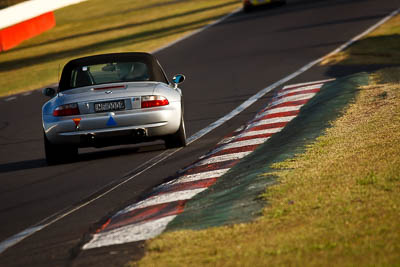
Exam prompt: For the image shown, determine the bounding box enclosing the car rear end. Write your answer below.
[42,82,182,148]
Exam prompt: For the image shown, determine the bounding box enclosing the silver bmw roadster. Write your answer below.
[42,52,186,164]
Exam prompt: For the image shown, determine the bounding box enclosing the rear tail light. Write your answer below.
[141,95,169,108]
[53,103,80,116]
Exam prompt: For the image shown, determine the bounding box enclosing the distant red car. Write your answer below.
[243,0,286,12]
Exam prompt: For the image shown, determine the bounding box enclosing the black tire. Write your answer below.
[164,117,187,149]
[44,133,78,165]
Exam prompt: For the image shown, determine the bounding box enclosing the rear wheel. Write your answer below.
[44,132,78,165]
[164,117,187,149]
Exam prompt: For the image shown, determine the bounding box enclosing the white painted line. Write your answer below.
[174,169,230,184]
[197,151,252,166]
[83,215,177,249]
[4,96,17,102]
[117,188,206,215]
[22,91,32,96]
[234,125,247,133]
[217,136,236,145]
[0,225,45,254]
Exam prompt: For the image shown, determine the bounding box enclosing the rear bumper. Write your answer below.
[43,102,181,147]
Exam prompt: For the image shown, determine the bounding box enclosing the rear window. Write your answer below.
[70,61,150,88]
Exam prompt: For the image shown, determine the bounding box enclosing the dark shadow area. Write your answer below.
[0,159,48,174]
[323,34,400,77]
[325,64,400,77]
[69,240,145,267]
[0,142,165,175]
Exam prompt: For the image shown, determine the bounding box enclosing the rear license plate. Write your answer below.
[94,100,125,112]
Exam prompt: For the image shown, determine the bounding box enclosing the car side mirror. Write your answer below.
[42,87,57,97]
[172,74,185,89]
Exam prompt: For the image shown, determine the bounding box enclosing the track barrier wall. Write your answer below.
[0,0,87,51]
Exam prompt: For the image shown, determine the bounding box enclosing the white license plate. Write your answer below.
[94,100,125,112]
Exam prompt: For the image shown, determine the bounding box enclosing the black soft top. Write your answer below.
[58,52,169,91]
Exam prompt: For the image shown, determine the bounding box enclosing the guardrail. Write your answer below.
[0,0,87,51]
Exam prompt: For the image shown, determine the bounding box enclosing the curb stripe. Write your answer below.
[249,122,288,132]
[255,105,302,119]
[227,127,284,140]
[197,151,253,166]
[122,189,207,212]
[264,105,303,114]
[104,200,187,232]
[173,169,230,185]
[206,145,260,158]
[267,99,309,109]
[251,115,297,127]
[234,134,273,143]
[213,138,268,152]
[276,88,321,100]
[239,127,284,137]
[278,84,322,97]
[254,110,300,121]
[83,216,178,249]
[155,178,218,196]
[269,93,317,108]
[184,160,239,175]
[281,79,335,90]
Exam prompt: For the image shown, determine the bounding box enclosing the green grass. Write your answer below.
[132,14,400,267]
[0,0,241,96]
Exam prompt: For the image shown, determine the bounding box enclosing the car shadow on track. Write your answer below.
[0,142,166,174]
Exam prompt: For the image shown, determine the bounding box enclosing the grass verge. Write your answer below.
[132,14,400,267]
[0,0,240,97]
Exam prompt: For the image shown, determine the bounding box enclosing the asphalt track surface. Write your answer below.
[0,0,399,266]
